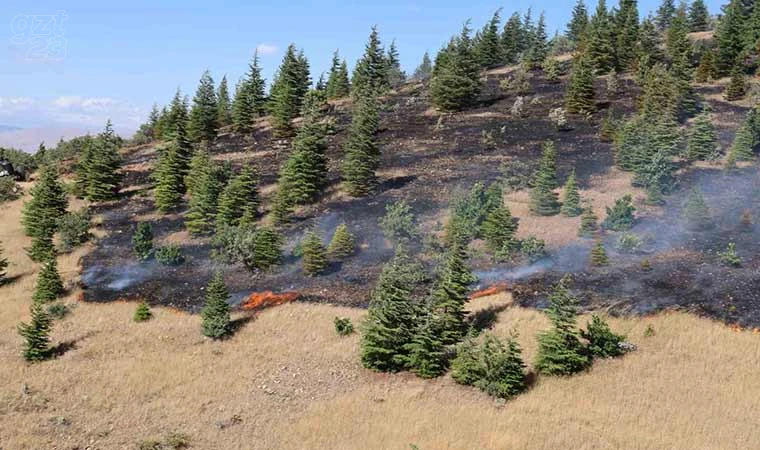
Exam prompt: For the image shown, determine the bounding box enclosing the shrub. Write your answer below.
[46,302,70,320]
[212,225,283,272]
[451,333,527,400]
[450,338,484,385]
[134,301,152,322]
[155,244,185,266]
[379,199,419,245]
[132,222,154,260]
[501,67,532,95]
[520,236,546,262]
[582,315,626,358]
[0,176,20,202]
[615,232,642,253]
[549,108,569,131]
[334,317,354,336]
[719,242,741,267]
[57,208,91,252]
[510,96,526,118]
[602,195,636,231]
[499,159,533,192]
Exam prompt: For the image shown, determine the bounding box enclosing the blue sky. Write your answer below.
[0,0,722,134]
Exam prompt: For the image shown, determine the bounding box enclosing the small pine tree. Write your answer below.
[688,0,710,32]
[719,242,741,267]
[200,273,231,339]
[682,187,712,230]
[232,52,267,132]
[342,96,380,196]
[216,75,232,128]
[301,231,328,276]
[474,333,528,399]
[132,222,154,260]
[85,121,124,202]
[269,45,310,137]
[582,314,625,358]
[412,51,433,80]
[188,70,219,143]
[18,300,52,362]
[535,277,591,376]
[530,141,561,216]
[729,123,757,162]
[386,40,406,87]
[481,194,518,256]
[352,27,390,99]
[430,23,482,111]
[725,66,747,101]
[327,223,357,259]
[21,165,68,240]
[404,310,446,379]
[565,51,597,115]
[687,112,718,161]
[590,240,609,266]
[216,166,259,227]
[185,163,229,235]
[694,48,717,83]
[153,141,187,212]
[325,50,351,99]
[542,57,561,83]
[602,195,636,231]
[429,242,476,346]
[560,170,583,217]
[32,258,64,303]
[133,301,152,322]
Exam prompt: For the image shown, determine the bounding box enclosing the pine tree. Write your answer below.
[526,12,549,68]
[695,48,718,82]
[133,301,152,322]
[730,122,757,161]
[590,240,609,266]
[72,136,95,197]
[301,230,328,276]
[352,27,389,99]
[325,50,351,99]
[269,44,310,137]
[582,314,626,358]
[714,0,747,76]
[429,242,476,346]
[655,0,676,31]
[21,165,67,262]
[85,121,123,202]
[153,141,186,212]
[132,222,154,260]
[578,206,599,237]
[200,272,231,339]
[327,223,357,259]
[386,40,406,87]
[688,0,710,32]
[587,0,617,73]
[232,52,266,132]
[682,187,713,230]
[473,333,528,399]
[602,194,636,231]
[725,65,747,101]
[615,0,640,71]
[535,277,591,376]
[412,51,433,80]
[560,170,583,216]
[404,314,446,379]
[567,0,590,44]
[475,10,503,68]
[530,141,561,216]
[185,162,229,235]
[216,75,232,128]
[188,70,218,143]
[686,112,718,161]
[481,190,518,255]
[565,50,597,115]
[361,246,420,372]
[18,300,52,362]
[216,166,260,227]
[342,96,380,196]
[667,5,698,117]
[430,23,482,111]
[637,17,665,66]
[31,258,64,303]
[501,12,526,64]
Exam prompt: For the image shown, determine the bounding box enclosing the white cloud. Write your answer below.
[0,96,36,110]
[256,43,279,55]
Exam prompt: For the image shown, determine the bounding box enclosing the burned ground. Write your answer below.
[80,65,759,326]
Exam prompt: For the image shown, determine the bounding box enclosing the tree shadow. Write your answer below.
[1,274,25,286]
[467,303,510,333]
[47,339,78,358]
[227,314,256,336]
[377,175,417,193]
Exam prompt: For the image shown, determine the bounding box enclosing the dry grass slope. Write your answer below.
[2,186,760,449]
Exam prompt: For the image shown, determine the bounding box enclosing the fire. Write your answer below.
[242,291,300,311]
[469,283,511,300]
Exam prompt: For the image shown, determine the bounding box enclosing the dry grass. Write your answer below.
[2,191,760,449]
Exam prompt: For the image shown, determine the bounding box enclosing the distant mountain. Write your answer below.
[0,127,90,152]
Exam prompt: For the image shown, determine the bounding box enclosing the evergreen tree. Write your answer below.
[655,0,677,31]
[21,165,67,262]
[535,277,591,376]
[561,170,583,216]
[85,121,123,202]
[475,10,503,68]
[232,52,267,132]
[386,40,406,87]
[567,0,590,44]
[565,50,597,115]
[430,23,482,111]
[216,166,259,227]
[153,141,186,212]
[725,65,747,101]
[32,258,64,303]
[188,70,218,143]
[615,0,640,70]
[327,223,357,259]
[352,27,389,98]
[501,12,526,64]
[587,0,617,73]
[578,206,599,237]
[429,241,476,346]
[526,12,549,68]
[473,333,528,399]
[361,246,420,372]
[162,89,189,141]
[18,300,52,362]
[582,314,626,357]
[714,0,747,75]
[667,5,698,117]
[200,272,231,339]
[216,75,232,128]
[530,141,561,216]
[269,44,310,137]
[185,162,229,235]
[637,17,665,66]
[133,301,152,322]
[686,112,718,161]
[404,308,446,378]
[481,189,518,255]
[695,48,718,82]
[602,194,636,231]
[325,50,351,99]
[682,187,713,230]
[132,222,154,260]
[412,51,433,80]
[301,230,328,276]
[590,240,609,266]
[730,119,758,161]
[342,96,380,196]
[72,136,95,197]
[688,0,710,32]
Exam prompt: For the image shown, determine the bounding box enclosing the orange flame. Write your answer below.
[242,291,300,311]
[469,283,511,300]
